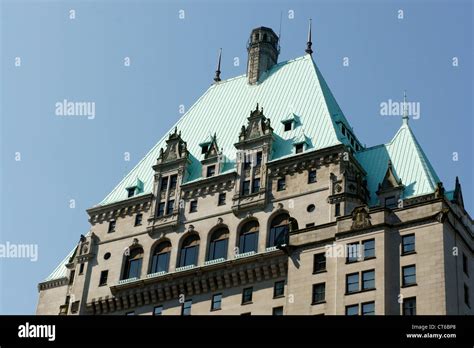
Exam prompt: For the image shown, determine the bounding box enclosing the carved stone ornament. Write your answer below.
[351,206,372,230]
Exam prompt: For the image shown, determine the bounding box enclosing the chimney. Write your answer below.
[246,27,279,85]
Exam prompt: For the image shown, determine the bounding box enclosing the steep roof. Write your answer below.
[356,120,440,206]
[42,247,76,282]
[100,54,360,206]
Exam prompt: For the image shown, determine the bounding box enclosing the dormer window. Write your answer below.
[127,187,136,198]
[126,179,144,198]
[201,145,209,154]
[284,122,292,132]
[256,151,262,166]
[295,143,304,154]
[207,165,216,177]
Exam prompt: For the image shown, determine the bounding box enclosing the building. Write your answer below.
[36,24,473,316]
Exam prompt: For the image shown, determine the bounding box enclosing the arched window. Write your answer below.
[150,241,171,274]
[122,247,143,280]
[268,213,290,247]
[239,220,259,254]
[208,228,229,261]
[179,234,200,267]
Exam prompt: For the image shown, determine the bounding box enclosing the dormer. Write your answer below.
[200,133,222,178]
[125,178,144,198]
[376,160,404,208]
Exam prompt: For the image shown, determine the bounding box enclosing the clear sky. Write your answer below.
[0,0,472,314]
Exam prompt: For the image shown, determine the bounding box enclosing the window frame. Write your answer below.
[402,265,417,287]
[402,297,416,315]
[153,305,163,316]
[346,272,359,294]
[361,269,375,290]
[402,234,415,255]
[277,177,286,191]
[242,287,253,304]
[313,253,326,274]
[211,293,223,311]
[181,299,192,316]
[308,169,317,184]
[361,301,375,315]
[134,213,143,226]
[362,239,375,259]
[273,280,285,298]
[99,270,108,287]
[312,283,326,304]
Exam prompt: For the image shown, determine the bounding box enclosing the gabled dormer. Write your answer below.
[201,133,222,178]
[376,160,404,208]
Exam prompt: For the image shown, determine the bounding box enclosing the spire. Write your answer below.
[305,19,313,55]
[214,48,222,83]
[402,90,409,125]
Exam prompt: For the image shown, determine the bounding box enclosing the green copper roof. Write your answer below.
[100,54,358,206]
[356,121,440,206]
[42,247,76,282]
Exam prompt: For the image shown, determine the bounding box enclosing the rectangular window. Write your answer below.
[308,170,317,183]
[363,239,375,259]
[464,284,470,306]
[134,213,143,226]
[273,281,285,298]
[402,265,416,286]
[272,306,283,315]
[242,180,251,196]
[169,175,178,190]
[153,306,163,316]
[362,301,375,315]
[242,287,253,304]
[157,202,166,217]
[211,293,222,311]
[99,270,108,287]
[346,273,359,293]
[256,151,262,166]
[182,299,192,316]
[403,297,416,315]
[402,234,415,254]
[313,253,326,273]
[284,122,292,132]
[463,253,469,276]
[243,153,251,169]
[160,177,168,191]
[127,187,135,198]
[218,192,226,206]
[346,243,360,263]
[108,220,116,233]
[345,304,359,316]
[295,143,304,154]
[189,200,198,213]
[335,203,341,217]
[79,263,85,275]
[312,283,326,304]
[68,270,75,285]
[362,270,375,290]
[252,178,260,193]
[166,200,174,215]
[277,177,286,191]
[70,301,80,313]
[207,165,216,177]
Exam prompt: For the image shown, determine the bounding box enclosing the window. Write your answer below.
[123,247,143,280]
[313,253,326,273]
[211,293,222,311]
[402,234,415,254]
[134,213,143,226]
[242,287,253,304]
[127,187,135,198]
[153,306,163,316]
[239,220,259,254]
[189,200,198,213]
[252,178,260,193]
[385,196,397,208]
[308,170,317,183]
[362,302,375,315]
[179,234,200,267]
[218,193,226,206]
[403,297,416,315]
[346,273,359,293]
[284,122,292,131]
[272,307,283,315]
[169,175,177,190]
[342,125,346,136]
[208,228,229,261]
[79,263,85,275]
[108,220,116,233]
[345,304,358,316]
[160,177,168,191]
[201,144,209,154]
[295,143,304,154]
[243,154,251,170]
[312,283,325,304]
[346,243,360,263]
[464,284,470,307]
[207,165,216,178]
[150,241,171,274]
[68,270,75,285]
[157,202,165,217]
[99,270,108,286]
[256,151,262,166]
[273,281,285,298]
[166,200,174,215]
[182,300,192,315]
[463,253,469,275]
[307,204,315,213]
[268,213,290,248]
[70,301,80,313]
[242,180,251,196]
[362,270,375,290]
[104,252,111,260]
[363,239,375,259]
[335,203,341,217]
[402,265,416,286]
[277,177,286,191]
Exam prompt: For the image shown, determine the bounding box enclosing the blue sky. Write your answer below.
[0,0,472,314]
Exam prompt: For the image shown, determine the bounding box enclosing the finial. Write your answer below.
[214,48,222,82]
[305,19,313,54]
[402,90,409,125]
